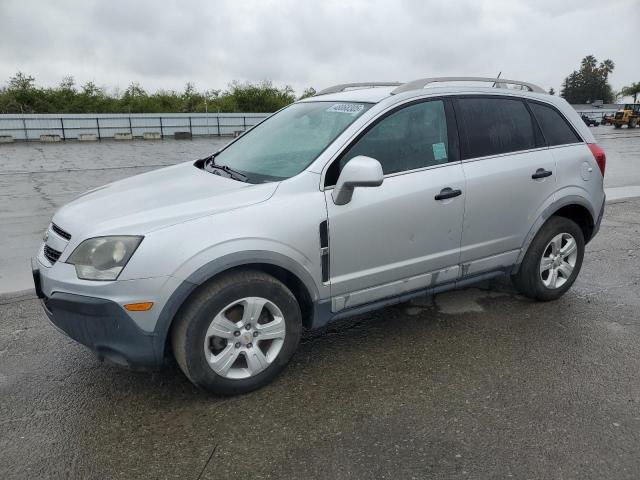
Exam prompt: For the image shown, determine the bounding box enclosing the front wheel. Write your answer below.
[171,270,302,395]
[512,216,585,301]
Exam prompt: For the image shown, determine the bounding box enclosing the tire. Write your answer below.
[171,269,302,395]
[614,123,622,129]
[512,216,585,301]
[629,118,637,128]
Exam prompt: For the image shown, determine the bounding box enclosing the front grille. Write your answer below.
[44,244,62,264]
[51,223,71,240]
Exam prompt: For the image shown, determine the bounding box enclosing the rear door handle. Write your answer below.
[434,187,462,201]
[531,168,553,179]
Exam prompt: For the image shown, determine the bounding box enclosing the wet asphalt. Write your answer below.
[1,128,640,479]
[0,136,231,294]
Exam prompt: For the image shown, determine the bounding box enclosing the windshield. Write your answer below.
[212,101,372,182]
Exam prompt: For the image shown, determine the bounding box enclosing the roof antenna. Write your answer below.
[492,71,502,88]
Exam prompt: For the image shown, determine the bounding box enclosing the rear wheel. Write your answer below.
[512,216,585,301]
[171,270,302,395]
[629,117,637,128]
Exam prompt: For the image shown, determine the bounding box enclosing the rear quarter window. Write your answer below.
[529,102,582,146]
[456,97,537,159]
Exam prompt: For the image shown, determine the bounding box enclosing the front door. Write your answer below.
[323,99,465,312]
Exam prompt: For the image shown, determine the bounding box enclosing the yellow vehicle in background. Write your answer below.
[612,103,640,128]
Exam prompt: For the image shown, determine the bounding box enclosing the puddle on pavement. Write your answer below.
[404,288,513,316]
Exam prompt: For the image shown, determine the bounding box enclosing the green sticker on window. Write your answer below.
[432,142,447,161]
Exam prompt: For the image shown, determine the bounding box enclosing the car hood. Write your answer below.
[52,161,278,238]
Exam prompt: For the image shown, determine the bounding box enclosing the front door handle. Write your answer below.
[434,187,462,201]
[532,168,553,179]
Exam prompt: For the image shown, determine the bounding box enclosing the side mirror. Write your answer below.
[332,156,384,205]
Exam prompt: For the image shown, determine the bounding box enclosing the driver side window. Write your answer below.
[326,100,450,185]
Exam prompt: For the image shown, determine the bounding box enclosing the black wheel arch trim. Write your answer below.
[153,251,321,361]
[513,195,600,273]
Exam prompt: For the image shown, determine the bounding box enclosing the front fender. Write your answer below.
[150,247,325,364]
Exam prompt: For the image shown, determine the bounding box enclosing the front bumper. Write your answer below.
[33,259,168,367]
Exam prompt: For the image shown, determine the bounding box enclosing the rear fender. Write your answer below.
[513,194,596,273]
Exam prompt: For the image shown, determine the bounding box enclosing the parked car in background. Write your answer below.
[581,114,599,127]
[33,77,606,395]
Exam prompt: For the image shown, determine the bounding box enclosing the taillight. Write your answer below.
[588,143,606,176]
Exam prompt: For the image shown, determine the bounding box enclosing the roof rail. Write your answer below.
[315,82,402,96]
[391,77,546,95]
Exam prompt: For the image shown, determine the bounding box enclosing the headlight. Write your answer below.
[66,236,143,281]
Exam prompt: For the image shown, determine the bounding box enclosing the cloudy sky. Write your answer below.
[0,0,637,97]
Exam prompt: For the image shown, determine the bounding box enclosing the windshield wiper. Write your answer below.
[203,155,248,182]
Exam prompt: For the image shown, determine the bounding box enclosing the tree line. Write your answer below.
[1,58,638,114]
[0,72,317,114]
[560,55,639,105]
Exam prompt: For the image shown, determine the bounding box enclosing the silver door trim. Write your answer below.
[331,265,459,312]
[460,249,520,277]
[460,146,549,165]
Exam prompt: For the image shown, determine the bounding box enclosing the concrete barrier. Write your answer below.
[40,135,61,143]
[174,131,192,140]
[114,133,133,140]
[0,135,14,143]
[233,130,243,137]
[143,132,162,140]
[78,133,97,141]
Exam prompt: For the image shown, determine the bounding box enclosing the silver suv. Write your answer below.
[33,77,606,395]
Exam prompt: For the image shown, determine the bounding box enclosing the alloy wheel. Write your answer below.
[203,297,286,379]
[539,232,578,289]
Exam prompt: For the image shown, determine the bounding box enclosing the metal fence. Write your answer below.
[0,113,271,141]
[0,108,621,143]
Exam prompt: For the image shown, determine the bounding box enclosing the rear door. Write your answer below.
[454,95,557,275]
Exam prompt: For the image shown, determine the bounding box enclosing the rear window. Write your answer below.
[529,102,582,146]
[457,97,537,159]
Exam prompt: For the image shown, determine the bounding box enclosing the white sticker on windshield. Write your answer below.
[326,103,365,114]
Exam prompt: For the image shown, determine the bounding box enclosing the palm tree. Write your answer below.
[621,82,640,103]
